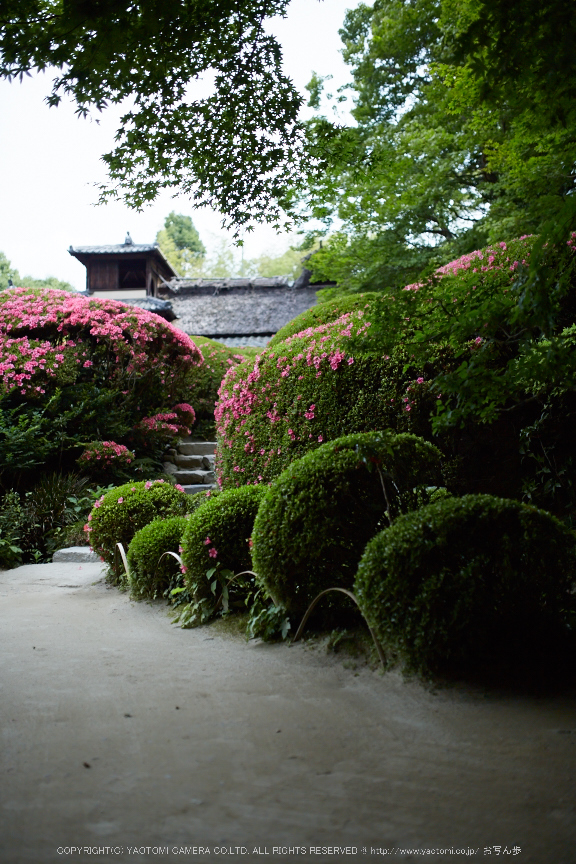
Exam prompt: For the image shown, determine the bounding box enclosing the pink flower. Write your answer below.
[204,537,212,545]
[318,435,323,443]
[208,547,218,558]
[117,497,124,503]
[417,377,424,384]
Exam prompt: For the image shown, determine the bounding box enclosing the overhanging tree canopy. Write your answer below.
[0,0,310,231]
[304,0,576,292]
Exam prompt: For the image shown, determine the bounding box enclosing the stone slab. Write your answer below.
[52,546,100,563]
[174,454,205,468]
[178,441,217,456]
[174,469,215,484]
[182,483,218,495]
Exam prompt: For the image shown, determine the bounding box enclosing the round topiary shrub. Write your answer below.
[180,484,266,622]
[354,494,576,676]
[251,431,443,619]
[86,479,193,581]
[127,515,189,600]
[187,487,220,513]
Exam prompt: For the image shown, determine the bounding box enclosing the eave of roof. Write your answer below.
[68,243,178,277]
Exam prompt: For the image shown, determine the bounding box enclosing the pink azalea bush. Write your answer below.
[131,403,196,446]
[0,287,202,399]
[214,233,576,493]
[0,287,204,474]
[77,440,135,474]
[214,301,445,488]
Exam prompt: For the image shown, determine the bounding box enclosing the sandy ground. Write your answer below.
[1,562,575,864]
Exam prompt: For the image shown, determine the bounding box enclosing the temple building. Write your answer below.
[69,234,334,346]
[69,233,177,299]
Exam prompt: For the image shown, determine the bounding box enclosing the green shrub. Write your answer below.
[187,487,220,513]
[251,432,443,619]
[179,484,266,624]
[355,494,576,676]
[269,293,380,346]
[0,490,26,568]
[127,516,188,600]
[186,336,258,438]
[0,473,103,565]
[216,311,452,488]
[87,479,193,581]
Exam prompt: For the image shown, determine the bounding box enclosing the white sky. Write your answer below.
[0,0,360,290]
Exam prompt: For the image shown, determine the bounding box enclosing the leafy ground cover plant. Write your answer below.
[127,516,189,600]
[355,494,576,677]
[0,473,113,565]
[178,484,266,626]
[86,479,193,580]
[251,431,443,620]
[0,490,26,568]
[0,287,203,485]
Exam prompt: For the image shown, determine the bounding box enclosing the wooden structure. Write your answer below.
[69,234,177,298]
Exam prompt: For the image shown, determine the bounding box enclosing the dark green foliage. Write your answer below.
[179,484,266,625]
[0,490,25,568]
[0,1,305,231]
[269,293,380,346]
[0,474,107,566]
[187,336,257,438]
[251,432,443,619]
[87,480,193,580]
[304,0,576,294]
[127,516,188,600]
[355,495,576,676]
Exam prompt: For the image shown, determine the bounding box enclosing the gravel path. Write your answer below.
[1,562,575,864]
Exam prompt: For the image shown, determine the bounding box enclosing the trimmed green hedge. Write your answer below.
[187,487,220,513]
[127,515,188,600]
[180,484,266,619]
[87,479,193,581]
[251,432,443,619]
[355,494,576,676]
[269,293,380,346]
[216,326,451,488]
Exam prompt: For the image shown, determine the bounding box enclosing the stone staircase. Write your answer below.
[162,438,218,495]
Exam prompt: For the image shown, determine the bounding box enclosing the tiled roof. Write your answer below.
[165,275,292,295]
[170,288,319,337]
[69,244,160,255]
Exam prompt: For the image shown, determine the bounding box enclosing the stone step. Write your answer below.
[182,484,218,496]
[178,441,217,456]
[174,453,205,469]
[173,469,215,485]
